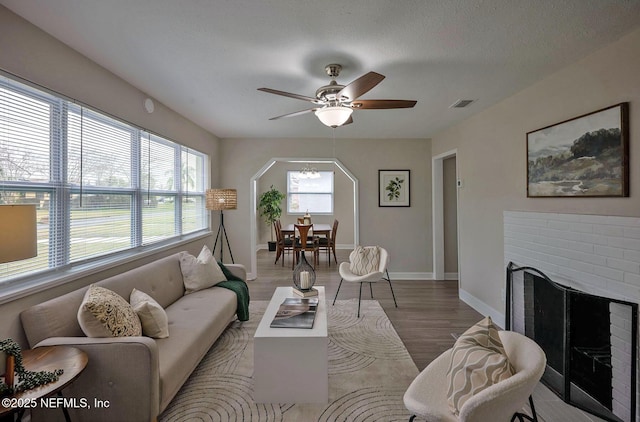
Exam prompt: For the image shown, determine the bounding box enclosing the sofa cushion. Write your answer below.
[446,316,514,415]
[155,286,237,410]
[349,245,380,275]
[180,245,227,293]
[20,253,186,348]
[78,285,142,337]
[131,288,169,339]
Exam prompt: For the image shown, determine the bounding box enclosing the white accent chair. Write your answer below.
[332,246,398,317]
[403,330,546,422]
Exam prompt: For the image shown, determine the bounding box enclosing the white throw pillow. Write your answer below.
[179,245,227,294]
[349,246,380,276]
[446,316,514,415]
[78,285,142,337]
[130,288,169,339]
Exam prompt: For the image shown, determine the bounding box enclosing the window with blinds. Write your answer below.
[0,75,209,284]
[287,171,334,214]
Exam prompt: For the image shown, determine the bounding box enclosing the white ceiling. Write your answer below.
[2,0,640,139]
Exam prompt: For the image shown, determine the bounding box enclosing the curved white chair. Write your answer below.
[332,246,398,317]
[403,330,546,422]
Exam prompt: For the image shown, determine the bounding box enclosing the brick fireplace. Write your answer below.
[504,211,640,422]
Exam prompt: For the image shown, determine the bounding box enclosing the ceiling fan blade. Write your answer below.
[342,115,354,126]
[338,72,385,101]
[268,108,317,120]
[258,88,318,103]
[351,99,417,109]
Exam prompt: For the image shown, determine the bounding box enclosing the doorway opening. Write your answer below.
[432,149,459,282]
[248,157,359,280]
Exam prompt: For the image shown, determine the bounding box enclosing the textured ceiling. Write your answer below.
[2,0,640,139]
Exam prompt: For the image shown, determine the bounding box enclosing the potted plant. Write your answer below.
[258,185,285,251]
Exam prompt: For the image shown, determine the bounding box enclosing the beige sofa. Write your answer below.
[20,252,245,422]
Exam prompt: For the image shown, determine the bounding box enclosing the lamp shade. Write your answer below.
[315,106,353,127]
[0,204,37,264]
[206,189,237,211]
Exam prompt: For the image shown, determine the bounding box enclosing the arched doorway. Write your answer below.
[248,157,359,280]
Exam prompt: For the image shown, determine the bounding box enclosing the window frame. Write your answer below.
[286,170,334,215]
[0,73,209,298]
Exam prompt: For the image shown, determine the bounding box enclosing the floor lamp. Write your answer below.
[0,204,37,387]
[206,189,236,263]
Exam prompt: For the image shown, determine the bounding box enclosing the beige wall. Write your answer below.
[431,26,640,318]
[0,7,220,345]
[257,162,355,246]
[220,137,431,277]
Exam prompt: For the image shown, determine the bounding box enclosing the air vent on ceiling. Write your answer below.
[449,99,475,108]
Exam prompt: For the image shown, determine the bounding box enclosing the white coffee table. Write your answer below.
[253,286,328,403]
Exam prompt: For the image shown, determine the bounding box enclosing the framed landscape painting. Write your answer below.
[379,170,410,207]
[527,103,629,197]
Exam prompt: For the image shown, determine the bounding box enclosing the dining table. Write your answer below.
[281,223,332,239]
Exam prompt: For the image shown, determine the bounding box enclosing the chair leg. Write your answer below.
[369,282,374,298]
[275,247,282,264]
[357,282,363,317]
[385,269,398,308]
[332,278,344,305]
[511,395,538,422]
[408,416,416,422]
[332,245,338,264]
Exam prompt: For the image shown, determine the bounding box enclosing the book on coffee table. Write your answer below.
[293,287,318,297]
[270,297,319,329]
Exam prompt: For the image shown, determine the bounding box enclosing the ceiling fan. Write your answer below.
[258,64,417,128]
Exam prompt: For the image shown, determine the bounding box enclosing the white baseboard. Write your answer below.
[444,272,458,280]
[458,288,505,328]
[388,272,433,280]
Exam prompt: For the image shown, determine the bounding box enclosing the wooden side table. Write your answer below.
[0,346,88,422]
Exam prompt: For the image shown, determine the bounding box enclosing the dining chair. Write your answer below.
[318,219,339,266]
[293,224,319,269]
[274,220,293,266]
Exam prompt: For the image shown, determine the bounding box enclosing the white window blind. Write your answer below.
[0,74,209,285]
[0,77,56,277]
[141,133,178,244]
[181,148,207,234]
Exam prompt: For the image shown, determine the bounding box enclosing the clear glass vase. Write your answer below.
[293,251,316,291]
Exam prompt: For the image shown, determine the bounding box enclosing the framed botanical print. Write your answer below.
[379,170,410,207]
[527,103,629,197]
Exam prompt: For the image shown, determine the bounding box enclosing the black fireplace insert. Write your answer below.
[506,262,637,422]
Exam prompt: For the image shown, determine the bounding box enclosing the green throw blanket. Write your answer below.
[217,261,250,321]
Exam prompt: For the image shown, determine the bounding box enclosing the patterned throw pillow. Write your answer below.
[78,285,142,337]
[130,288,169,339]
[180,245,227,294]
[446,316,514,415]
[349,246,380,275]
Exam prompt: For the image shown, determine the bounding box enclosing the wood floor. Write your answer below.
[250,249,608,422]
[250,249,483,369]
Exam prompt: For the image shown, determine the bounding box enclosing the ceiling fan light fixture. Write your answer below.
[315,106,353,128]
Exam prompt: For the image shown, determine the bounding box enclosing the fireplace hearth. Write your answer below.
[507,262,638,422]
